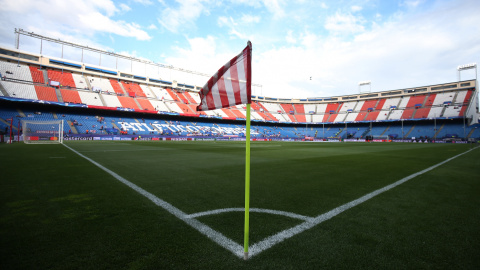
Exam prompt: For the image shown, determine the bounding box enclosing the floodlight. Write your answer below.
[358,81,371,86]
[457,63,476,71]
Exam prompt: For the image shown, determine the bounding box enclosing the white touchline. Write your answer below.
[64,143,478,259]
[63,144,245,258]
[248,146,479,258]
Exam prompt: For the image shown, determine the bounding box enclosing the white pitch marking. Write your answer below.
[63,144,245,258]
[49,157,66,158]
[247,146,479,258]
[64,143,478,259]
[186,208,314,221]
[79,148,168,153]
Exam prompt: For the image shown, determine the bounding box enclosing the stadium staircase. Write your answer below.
[380,126,390,136]
[66,120,79,134]
[133,98,143,110]
[404,124,416,138]
[0,83,9,96]
[146,86,156,98]
[0,118,16,130]
[334,127,344,137]
[451,91,460,104]
[434,123,445,138]
[440,105,448,118]
[54,88,64,103]
[42,70,49,85]
[149,122,161,133]
[97,91,107,106]
[388,98,403,120]
[111,122,121,131]
[411,95,429,119]
[163,102,172,112]
[16,109,26,117]
[118,82,128,96]
[325,114,333,123]
[421,95,429,107]
[52,113,58,119]
[84,75,92,90]
[440,91,461,118]
[361,128,370,138]
[385,109,394,120]
[467,128,475,138]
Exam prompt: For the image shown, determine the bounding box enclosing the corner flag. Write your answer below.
[196,41,252,260]
[196,41,251,111]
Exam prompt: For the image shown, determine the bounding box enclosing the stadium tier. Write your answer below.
[0,46,479,142]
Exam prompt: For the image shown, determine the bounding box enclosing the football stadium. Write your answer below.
[1,27,480,269]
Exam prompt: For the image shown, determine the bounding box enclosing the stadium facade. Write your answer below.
[0,33,479,143]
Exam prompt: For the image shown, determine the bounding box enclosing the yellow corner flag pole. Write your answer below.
[244,103,251,260]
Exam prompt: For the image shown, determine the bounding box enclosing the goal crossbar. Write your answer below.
[22,120,64,144]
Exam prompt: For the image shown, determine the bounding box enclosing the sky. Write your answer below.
[0,0,479,99]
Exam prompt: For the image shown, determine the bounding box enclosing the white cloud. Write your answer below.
[164,36,245,85]
[134,0,153,5]
[157,0,210,33]
[173,0,474,99]
[119,3,131,12]
[148,24,158,30]
[217,16,252,40]
[401,0,422,8]
[0,0,151,47]
[241,14,261,24]
[351,5,362,12]
[324,12,365,34]
[261,0,286,18]
[3,0,479,101]
[78,13,151,40]
[218,16,235,27]
[286,30,296,44]
[253,0,480,98]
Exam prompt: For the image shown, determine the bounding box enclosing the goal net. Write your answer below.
[366,135,391,142]
[22,120,64,144]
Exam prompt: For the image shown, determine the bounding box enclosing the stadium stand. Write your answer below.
[139,85,155,99]
[137,99,155,111]
[1,46,479,143]
[121,81,146,97]
[87,76,115,94]
[47,69,76,88]
[29,66,44,83]
[102,95,122,108]
[109,79,126,95]
[117,96,139,110]
[79,91,103,106]
[35,86,58,102]
[72,73,88,90]
[61,89,82,104]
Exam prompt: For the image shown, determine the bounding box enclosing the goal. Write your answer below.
[22,120,64,144]
[366,135,391,142]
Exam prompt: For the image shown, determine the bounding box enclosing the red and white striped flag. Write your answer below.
[196,41,252,111]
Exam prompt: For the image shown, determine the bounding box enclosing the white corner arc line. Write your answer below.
[248,146,479,258]
[63,144,245,258]
[64,143,478,259]
[186,208,314,221]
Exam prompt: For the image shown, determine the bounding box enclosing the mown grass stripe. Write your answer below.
[248,146,479,257]
[63,144,245,258]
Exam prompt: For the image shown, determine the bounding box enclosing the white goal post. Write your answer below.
[22,120,64,144]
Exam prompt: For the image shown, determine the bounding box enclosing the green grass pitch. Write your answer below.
[1,141,479,269]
